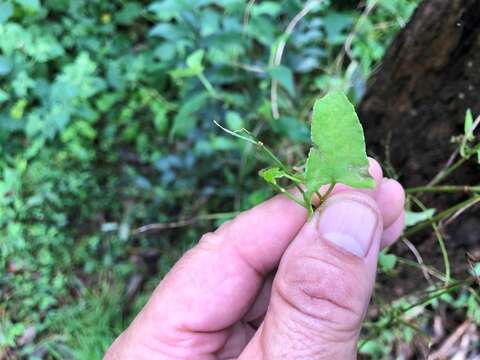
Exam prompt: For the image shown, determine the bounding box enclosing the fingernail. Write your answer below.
[317,199,379,257]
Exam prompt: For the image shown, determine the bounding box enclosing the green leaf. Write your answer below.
[116,2,143,25]
[170,49,205,79]
[252,2,282,17]
[170,92,209,137]
[305,92,374,201]
[0,88,9,103]
[405,209,435,227]
[259,167,287,185]
[0,1,13,24]
[225,111,243,130]
[465,109,474,140]
[269,65,295,96]
[379,251,397,272]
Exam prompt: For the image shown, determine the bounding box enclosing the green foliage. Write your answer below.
[305,92,374,202]
[405,208,436,227]
[0,0,419,357]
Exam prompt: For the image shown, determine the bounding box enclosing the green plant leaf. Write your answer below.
[259,167,287,185]
[170,49,205,79]
[269,65,295,96]
[464,109,474,140]
[305,91,374,203]
[405,209,435,227]
[379,251,397,272]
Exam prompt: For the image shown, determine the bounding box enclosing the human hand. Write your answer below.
[105,158,405,360]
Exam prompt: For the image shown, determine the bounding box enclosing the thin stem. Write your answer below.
[407,185,480,194]
[429,157,466,186]
[132,212,240,235]
[411,196,450,285]
[198,73,219,99]
[271,0,322,119]
[404,195,480,237]
[214,121,307,200]
[401,281,468,313]
[272,184,307,207]
[323,182,336,199]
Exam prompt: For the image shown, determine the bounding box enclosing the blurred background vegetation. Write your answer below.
[0,0,432,358]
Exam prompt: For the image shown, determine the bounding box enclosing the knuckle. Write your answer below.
[276,252,368,334]
[197,231,223,251]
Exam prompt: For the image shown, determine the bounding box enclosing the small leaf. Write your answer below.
[226,111,244,130]
[252,2,282,17]
[379,251,397,272]
[170,50,205,79]
[259,167,286,186]
[405,209,436,227]
[305,92,374,201]
[465,109,474,140]
[269,65,295,96]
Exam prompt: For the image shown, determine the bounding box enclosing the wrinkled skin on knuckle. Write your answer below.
[275,252,369,339]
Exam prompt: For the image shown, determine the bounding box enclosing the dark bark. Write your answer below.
[358,0,480,253]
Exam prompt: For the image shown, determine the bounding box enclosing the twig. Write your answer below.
[429,320,472,360]
[428,114,480,186]
[243,0,256,29]
[428,156,466,187]
[339,0,378,68]
[407,185,480,194]
[271,0,322,119]
[442,196,480,226]
[230,61,266,74]
[214,120,307,206]
[410,196,450,284]
[131,212,239,235]
[404,195,480,237]
[401,237,433,285]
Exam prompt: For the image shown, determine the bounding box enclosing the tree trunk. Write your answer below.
[358,0,480,252]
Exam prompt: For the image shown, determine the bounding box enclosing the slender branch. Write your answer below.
[242,0,256,29]
[197,72,220,99]
[132,212,239,235]
[214,121,307,199]
[274,186,307,207]
[410,196,450,284]
[401,238,433,285]
[429,157,467,187]
[404,195,480,237]
[407,185,480,194]
[271,0,322,119]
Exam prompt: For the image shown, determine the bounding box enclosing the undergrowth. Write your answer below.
[4,0,478,359]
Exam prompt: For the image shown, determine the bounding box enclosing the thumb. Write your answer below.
[240,191,383,360]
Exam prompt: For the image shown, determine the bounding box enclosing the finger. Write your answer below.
[381,213,405,248]
[244,274,274,325]
[377,178,405,228]
[240,191,383,359]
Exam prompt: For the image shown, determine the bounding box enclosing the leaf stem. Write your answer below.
[407,185,480,194]
[198,72,220,99]
[429,157,466,186]
[274,185,307,207]
[214,121,307,200]
[411,196,450,285]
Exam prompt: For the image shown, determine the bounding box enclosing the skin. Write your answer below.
[105,158,405,359]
